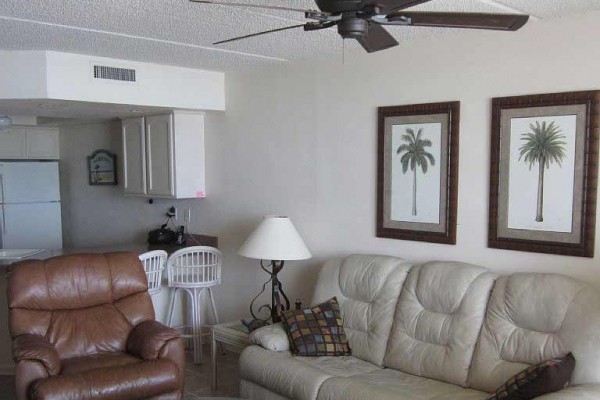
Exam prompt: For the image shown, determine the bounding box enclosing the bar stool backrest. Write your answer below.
[138,250,168,295]
[167,246,222,289]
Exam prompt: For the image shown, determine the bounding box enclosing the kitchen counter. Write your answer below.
[0,233,218,268]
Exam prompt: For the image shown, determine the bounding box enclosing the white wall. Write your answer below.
[191,11,600,322]
[46,52,225,110]
[59,121,164,247]
[58,12,600,325]
[59,116,225,248]
[0,51,47,98]
[0,51,225,110]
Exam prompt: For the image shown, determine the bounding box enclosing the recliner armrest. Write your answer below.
[127,320,181,360]
[13,334,60,376]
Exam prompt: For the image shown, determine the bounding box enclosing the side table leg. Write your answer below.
[211,330,218,390]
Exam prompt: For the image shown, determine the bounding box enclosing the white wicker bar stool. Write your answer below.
[139,250,168,296]
[166,246,222,364]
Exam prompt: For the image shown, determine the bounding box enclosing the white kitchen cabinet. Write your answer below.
[122,117,147,195]
[0,126,59,160]
[145,114,174,197]
[121,111,205,199]
[26,128,60,159]
[0,129,26,159]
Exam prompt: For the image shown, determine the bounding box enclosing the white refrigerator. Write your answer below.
[0,161,63,249]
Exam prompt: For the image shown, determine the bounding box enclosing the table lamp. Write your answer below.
[238,216,311,323]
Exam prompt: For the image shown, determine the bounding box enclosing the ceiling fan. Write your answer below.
[189,0,529,53]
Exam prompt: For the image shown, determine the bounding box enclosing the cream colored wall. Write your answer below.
[192,11,600,323]
[3,9,598,375]
[59,121,160,247]
[50,12,600,333]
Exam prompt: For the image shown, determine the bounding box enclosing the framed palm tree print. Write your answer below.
[489,90,600,257]
[377,101,460,244]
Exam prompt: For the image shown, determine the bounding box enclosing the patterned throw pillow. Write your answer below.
[280,297,351,357]
[487,353,576,400]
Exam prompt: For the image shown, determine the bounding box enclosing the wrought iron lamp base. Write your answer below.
[249,260,291,323]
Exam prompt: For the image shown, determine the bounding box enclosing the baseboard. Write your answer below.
[0,363,15,375]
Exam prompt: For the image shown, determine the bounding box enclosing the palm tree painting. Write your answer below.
[518,120,567,222]
[396,127,436,216]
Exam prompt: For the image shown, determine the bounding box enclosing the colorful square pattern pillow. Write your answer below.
[487,353,576,400]
[280,297,351,357]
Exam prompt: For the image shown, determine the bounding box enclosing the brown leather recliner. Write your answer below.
[7,252,185,400]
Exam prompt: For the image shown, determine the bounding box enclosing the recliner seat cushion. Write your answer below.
[384,262,497,387]
[60,352,141,375]
[469,273,600,393]
[30,359,179,400]
[311,255,412,366]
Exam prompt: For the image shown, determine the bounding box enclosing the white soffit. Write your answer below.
[0,0,599,72]
[0,50,225,112]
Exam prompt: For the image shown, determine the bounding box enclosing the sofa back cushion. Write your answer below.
[311,254,412,366]
[8,252,154,359]
[468,273,600,392]
[384,261,496,387]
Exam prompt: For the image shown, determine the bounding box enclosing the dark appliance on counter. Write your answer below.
[147,224,176,245]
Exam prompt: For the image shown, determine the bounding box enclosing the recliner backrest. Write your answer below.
[384,261,496,387]
[311,254,412,366]
[8,252,154,359]
[468,273,600,392]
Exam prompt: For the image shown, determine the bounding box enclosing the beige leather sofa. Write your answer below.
[239,255,600,400]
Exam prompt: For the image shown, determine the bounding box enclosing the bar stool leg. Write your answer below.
[167,288,178,328]
[208,288,219,324]
[192,288,203,364]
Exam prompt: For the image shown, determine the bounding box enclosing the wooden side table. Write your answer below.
[211,321,251,390]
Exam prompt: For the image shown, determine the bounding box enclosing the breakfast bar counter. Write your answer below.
[0,233,218,268]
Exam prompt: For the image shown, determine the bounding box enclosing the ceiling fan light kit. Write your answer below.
[190,0,530,53]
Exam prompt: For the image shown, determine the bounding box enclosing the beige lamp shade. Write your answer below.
[238,216,312,261]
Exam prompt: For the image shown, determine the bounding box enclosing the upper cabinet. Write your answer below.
[122,111,205,200]
[0,126,60,160]
[122,117,147,196]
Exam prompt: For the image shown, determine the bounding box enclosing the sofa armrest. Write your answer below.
[13,334,60,376]
[249,323,290,352]
[535,385,600,399]
[127,320,181,361]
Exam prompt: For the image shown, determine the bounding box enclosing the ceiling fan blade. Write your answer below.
[357,23,399,53]
[214,24,306,45]
[363,0,432,14]
[382,12,529,31]
[189,0,316,14]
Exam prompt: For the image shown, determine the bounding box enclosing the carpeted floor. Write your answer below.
[0,346,240,399]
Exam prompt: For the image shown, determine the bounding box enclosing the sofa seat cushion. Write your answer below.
[240,345,381,400]
[30,359,179,400]
[61,352,142,375]
[317,369,488,400]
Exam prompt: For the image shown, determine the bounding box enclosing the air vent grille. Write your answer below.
[93,65,136,82]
